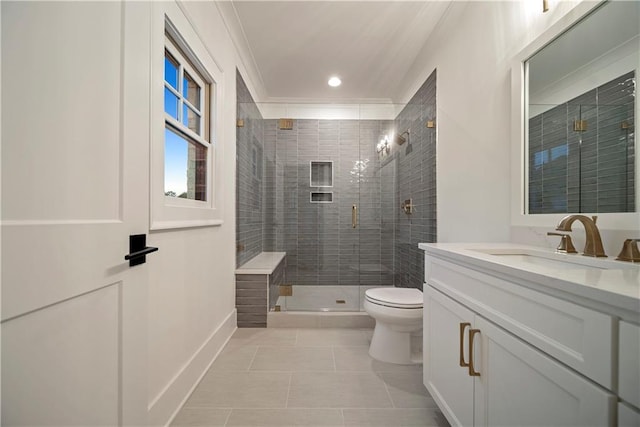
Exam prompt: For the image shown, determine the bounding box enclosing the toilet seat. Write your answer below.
[365,288,423,309]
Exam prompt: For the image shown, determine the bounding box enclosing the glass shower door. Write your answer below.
[355,117,396,311]
[253,103,400,312]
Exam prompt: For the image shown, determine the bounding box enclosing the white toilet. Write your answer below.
[363,287,423,364]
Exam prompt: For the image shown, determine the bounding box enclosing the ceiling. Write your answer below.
[218,1,451,103]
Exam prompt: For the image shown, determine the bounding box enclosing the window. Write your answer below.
[151,8,224,230]
[163,35,208,201]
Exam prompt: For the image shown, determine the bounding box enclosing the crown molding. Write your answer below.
[215,1,268,102]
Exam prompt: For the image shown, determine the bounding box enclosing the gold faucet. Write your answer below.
[555,215,607,257]
[616,239,640,262]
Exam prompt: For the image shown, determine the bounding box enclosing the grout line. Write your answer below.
[284,371,293,409]
[331,346,337,372]
[222,408,233,427]
[381,375,396,409]
[246,345,260,371]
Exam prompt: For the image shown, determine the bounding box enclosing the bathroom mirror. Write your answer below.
[524,0,638,215]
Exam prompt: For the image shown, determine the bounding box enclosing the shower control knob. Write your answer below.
[401,199,414,215]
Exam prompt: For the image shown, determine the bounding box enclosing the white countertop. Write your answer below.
[235,252,286,275]
[419,243,640,319]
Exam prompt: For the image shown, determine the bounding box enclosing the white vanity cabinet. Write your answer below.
[426,287,614,427]
[420,244,637,427]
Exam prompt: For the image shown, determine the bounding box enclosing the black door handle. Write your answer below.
[125,247,158,260]
[124,234,158,267]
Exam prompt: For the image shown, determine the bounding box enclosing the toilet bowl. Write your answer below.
[363,287,423,365]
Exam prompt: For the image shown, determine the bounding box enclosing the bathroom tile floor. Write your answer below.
[171,328,450,427]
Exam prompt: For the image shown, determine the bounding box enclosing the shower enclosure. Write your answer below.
[236,70,437,313]
[263,114,396,312]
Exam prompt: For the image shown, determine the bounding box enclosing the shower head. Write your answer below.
[395,130,410,145]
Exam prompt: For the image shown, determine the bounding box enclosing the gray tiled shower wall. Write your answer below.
[528,71,635,214]
[236,69,437,290]
[392,70,437,290]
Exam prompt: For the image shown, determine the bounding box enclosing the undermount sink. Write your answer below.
[470,248,637,270]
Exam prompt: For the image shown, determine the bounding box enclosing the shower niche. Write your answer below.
[310,162,334,203]
[310,161,333,187]
[310,192,333,203]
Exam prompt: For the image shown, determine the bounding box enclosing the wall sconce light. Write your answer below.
[377,136,391,155]
[543,0,549,13]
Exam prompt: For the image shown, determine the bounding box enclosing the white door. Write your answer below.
[424,287,475,427]
[473,316,615,427]
[2,2,151,425]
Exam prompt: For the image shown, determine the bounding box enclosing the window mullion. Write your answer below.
[183,99,201,115]
[178,63,185,123]
[165,83,180,98]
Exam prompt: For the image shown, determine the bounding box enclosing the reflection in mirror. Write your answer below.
[526,0,638,214]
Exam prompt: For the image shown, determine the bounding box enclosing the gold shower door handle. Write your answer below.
[459,322,471,367]
[352,204,358,228]
[468,328,481,377]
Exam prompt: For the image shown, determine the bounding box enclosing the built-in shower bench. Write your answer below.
[235,252,286,328]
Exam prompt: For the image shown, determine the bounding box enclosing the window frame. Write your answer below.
[163,34,209,205]
[150,4,224,230]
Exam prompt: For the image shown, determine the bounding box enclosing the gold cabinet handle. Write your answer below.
[352,204,358,228]
[468,328,481,377]
[459,322,471,367]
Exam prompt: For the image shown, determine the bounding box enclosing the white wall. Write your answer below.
[396,1,535,243]
[395,0,637,247]
[144,2,237,426]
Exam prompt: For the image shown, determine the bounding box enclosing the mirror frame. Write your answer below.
[510,0,640,231]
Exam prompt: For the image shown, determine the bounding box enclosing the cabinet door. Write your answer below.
[424,287,475,427]
[473,317,615,427]
[619,321,640,409]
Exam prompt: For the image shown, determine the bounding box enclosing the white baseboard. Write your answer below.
[148,309,237,427]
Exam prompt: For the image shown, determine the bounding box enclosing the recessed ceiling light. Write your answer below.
[328,76,341,87]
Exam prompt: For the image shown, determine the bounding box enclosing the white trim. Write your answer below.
[150,1,224,231]
[257,102,403,121]
[165,116,209,149]
[150,219,223,230]
[510,0,640,231]
[164,17,214,83]
[1,220,123,226]
[149,309,237,427]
